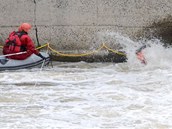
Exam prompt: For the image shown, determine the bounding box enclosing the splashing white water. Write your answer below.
[1,32,172,129]
[98,31,172,70]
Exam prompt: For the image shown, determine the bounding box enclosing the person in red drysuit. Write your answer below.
[3,23,45,60]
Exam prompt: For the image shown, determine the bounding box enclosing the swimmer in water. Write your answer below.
[136,45,147,65]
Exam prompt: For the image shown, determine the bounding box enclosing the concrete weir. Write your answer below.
[0,0,172,62]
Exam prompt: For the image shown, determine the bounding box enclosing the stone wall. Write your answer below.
[0,0,172,50]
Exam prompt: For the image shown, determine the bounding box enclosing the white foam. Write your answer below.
[1,34,172,128]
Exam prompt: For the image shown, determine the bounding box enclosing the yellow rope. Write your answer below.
[36,43,48,50]
[102,43,126,56]
[47,43,126,57]
[47,43,104,57]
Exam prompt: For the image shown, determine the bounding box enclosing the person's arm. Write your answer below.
[37,53,46,59]
[24,36,39,54]
[25,36,46,59]
[136,45,147,54]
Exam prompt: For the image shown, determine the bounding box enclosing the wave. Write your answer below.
[98,31,172,71]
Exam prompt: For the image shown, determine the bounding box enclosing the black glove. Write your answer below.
[37,53,46,60]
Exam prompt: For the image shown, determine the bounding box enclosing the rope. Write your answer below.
[102,43,126,56]
[47,43,126,57]
[36,43,48,50]
[47,43,105,57]
[24,45,49,112]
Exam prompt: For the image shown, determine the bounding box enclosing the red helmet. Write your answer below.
[18,23,32,32]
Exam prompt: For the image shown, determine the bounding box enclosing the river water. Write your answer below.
[1,35,172,129]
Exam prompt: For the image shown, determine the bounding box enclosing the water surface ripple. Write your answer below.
[0,61,172,129]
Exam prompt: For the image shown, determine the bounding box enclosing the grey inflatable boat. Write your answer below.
[0,52,50,71]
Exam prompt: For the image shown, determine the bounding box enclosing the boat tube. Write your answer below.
[0,52,50,71]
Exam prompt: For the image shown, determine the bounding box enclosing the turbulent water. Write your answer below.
[1,35,172,129]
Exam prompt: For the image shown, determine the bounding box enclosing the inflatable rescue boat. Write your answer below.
[0,52,50,71]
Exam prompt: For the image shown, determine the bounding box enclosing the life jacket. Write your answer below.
[4,31,27,53]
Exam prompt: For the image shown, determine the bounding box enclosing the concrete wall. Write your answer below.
[0,0,172,50]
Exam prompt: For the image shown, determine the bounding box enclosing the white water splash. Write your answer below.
[1,33,172,129]
[98,31,172,70]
